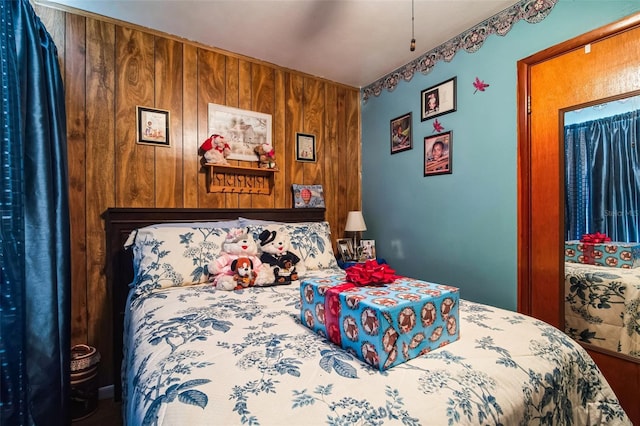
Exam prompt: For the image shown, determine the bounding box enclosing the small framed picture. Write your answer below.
[296,133,316,162]
[424,131,452,176]
[361,240,376,260]
[421,77,457,121]
[336,238,354,261]
[390,112,412,154]
[136,106,170,147]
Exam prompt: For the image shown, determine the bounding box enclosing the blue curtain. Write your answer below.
[565,110,640,242]
[1,1,70,424]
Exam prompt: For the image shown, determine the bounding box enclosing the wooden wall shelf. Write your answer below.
[205,163,276,194]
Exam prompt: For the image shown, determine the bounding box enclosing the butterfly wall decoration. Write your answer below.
[473,77,490,94]
[432,119,444,133]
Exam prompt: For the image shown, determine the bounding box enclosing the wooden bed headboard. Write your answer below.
[103,207,326,400]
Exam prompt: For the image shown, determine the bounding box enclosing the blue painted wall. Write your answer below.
[361,0,640,310]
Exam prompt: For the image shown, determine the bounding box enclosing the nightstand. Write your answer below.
[337,258,386,270]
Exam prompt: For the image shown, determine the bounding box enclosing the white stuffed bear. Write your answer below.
[200,134,231,165]
[208,229,274,290]
[258,229,306,284]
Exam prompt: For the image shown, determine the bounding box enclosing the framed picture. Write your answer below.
[296,133,316,162]
[361,239,376,260]
[292,184,325,208]
[208,103,272,161]
[136,106,170,147]
[390,112,412,154]
[424,131,452,176]
[336,238,354,261]
[421,77,457,121]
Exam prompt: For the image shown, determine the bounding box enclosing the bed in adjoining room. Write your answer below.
[105,207,631,425]
[565,261,640,359]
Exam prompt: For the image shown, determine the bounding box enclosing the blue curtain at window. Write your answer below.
[1,1,70,424]
[565,110,640,242]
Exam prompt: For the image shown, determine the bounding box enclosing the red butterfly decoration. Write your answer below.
[473,77,490,94]
[432,119,444,133]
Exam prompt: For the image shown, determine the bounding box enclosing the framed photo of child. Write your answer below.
[390,112,412,154]
[420,77,457,121]
[361,240,376,260]
[424,131,452,176]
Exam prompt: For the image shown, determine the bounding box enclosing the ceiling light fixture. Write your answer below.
[410,0,416,52]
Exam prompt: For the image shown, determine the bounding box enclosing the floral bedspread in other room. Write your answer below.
[565,262,640,358]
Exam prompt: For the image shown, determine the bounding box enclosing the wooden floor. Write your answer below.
[73,398,122,426]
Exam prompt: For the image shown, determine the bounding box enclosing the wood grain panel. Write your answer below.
[64,12,88,346]
[251,63,276,209]
[85,17,116,385]
[336,87,349,233]
[183,44,199,207]
[303,78,324,185]
[286,74,304,190]
[324,85,339,233]
[224,56,240,207]
[273,69,287,208]
[344,88,360,217]
[115,27,155,207]
[237,60,253,207]
[197,49,226,208]
[154,37,183,208]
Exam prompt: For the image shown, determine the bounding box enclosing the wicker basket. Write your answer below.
[70,344,101,421]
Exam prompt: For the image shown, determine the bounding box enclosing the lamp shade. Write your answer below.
[345,211,367,232]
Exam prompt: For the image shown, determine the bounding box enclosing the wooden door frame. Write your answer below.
[517,13,640,323]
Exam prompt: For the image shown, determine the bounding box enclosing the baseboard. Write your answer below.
[98,385,114,400]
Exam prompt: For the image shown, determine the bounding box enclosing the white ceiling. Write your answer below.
[43,0,521,88]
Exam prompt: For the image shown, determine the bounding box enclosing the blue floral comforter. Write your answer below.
[123,269,631,426]
[565,262,640,358]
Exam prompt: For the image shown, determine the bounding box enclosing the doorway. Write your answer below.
[517,12,640,424]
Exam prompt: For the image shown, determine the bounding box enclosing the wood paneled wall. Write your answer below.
[35,2,361,387]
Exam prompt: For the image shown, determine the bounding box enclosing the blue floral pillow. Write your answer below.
[247,222,338,270]
[125,225,230,296]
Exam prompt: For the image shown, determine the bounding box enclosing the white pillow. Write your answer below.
[247,222,338,270]
[238,217,283,226]
[125,225,230,296]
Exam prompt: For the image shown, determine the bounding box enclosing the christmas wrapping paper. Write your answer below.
[565,236,640,269]
[300,274,460,370]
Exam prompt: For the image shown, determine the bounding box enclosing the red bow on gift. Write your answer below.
[581,232,611,244]
[345,260,398,285]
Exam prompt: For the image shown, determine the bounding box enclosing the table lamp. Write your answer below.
[345,211,367,260]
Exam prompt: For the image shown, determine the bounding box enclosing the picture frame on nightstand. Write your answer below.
[336,238,354,261]
[361,240,376,260]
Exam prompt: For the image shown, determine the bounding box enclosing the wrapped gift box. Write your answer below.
[300,275,460,370]
[565,240,640,268]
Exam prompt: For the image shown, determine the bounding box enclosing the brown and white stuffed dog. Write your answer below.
[231,257,256,290]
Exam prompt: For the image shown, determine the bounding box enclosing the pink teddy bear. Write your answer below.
[200,134,231,165]
[207,229,274,290]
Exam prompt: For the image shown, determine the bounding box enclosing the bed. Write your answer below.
[105,207,631,425]
[564,262,640,359]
